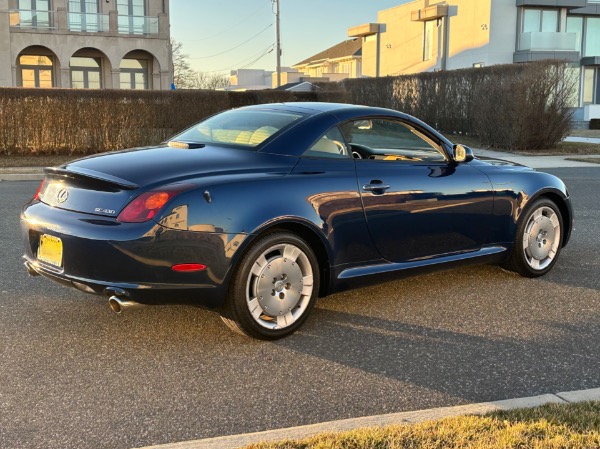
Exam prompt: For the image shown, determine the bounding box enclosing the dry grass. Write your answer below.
[243,402,600,449]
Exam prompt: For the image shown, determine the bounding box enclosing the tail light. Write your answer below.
[117,187,188,223]
[33,180,46,201]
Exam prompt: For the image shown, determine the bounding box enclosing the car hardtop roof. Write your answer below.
[239,102,376,115]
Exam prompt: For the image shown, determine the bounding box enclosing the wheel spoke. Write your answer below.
[276,312,294,328]
[248,297,263,320]
[529,258,541,269]
[251,255,268,277]
[549,213,560,229]
[533,208,543,220]
[283,244,301,263]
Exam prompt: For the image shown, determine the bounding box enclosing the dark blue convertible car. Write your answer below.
[21,102,572,339]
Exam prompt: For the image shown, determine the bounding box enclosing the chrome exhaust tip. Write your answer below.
[108,296,144,314]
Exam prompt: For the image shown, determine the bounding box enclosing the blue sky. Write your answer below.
[170,0,410,74]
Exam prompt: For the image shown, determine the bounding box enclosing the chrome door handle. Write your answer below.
[363,183,390,192]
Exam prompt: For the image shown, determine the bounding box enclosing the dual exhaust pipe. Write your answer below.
[108,295,145,314]
[106,287,144,314]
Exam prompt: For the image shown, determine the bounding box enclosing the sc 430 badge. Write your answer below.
[95,207,116,214]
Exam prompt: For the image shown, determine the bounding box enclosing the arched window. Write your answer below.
[120,59,148,89]
[70,57,101,89]
[20,55,53,88]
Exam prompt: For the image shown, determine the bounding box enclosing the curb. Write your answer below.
[0,174,44,181]
[135,388,600,449]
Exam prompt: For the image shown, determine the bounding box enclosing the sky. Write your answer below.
[170,0,410,75]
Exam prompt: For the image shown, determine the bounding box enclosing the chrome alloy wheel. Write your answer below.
[246,243,314,330]
[522,205,561,271]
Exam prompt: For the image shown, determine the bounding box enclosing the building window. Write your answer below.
[567,16,583,53]
[70,57,101,89]
[423,20,434,61]
[583,67,599,105]
[117,0,149,34]
[20,55,53,88]
[523,9,559,33]
[17,0,51,28]
[584,18,600,57]
[473,63,484,68]
[68,0,106,32]
[120,59,148,90]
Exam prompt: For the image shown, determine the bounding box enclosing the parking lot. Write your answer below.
[1,167,599,449]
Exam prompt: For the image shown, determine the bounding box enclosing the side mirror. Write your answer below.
[355,120,372,130]
[453,144,474,163]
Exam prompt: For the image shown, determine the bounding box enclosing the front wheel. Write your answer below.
[504,198,563,278]
[220,232,320,340]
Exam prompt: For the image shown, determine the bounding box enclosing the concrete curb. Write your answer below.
[0,174,44,181]
[135,388,600,449]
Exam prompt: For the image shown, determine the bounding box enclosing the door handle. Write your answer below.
[363,181,390,192]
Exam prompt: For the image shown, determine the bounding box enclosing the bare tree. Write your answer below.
[171,39,231,90]
[192,72,231,90]
[171,38,198,89]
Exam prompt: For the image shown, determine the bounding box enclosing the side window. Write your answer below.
[342,119,447,163]
[303,126,349,159]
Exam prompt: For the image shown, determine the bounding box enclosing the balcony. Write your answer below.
[514,32,580,63]
[516,0,586,7]
[68,12,109,33]
[9,9,54,29]
[518,31,578,52]
[118,15,159,35]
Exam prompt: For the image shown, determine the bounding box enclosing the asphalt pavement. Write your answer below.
[0,166,599,449]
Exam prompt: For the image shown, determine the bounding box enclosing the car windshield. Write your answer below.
[170,109,304,149]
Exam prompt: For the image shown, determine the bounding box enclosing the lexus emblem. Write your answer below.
[56,188,69,203]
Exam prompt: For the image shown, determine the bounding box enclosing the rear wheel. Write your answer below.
[220,232,319,340]
[504,198,563,278]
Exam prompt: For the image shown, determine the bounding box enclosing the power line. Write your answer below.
[188,23,274,60]
[185,3,271,42]
[200,44,275,73]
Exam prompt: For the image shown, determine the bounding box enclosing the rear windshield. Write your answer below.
[170,109,304,149]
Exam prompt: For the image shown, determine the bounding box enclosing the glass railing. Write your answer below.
[68,12,109,32]
[518,32,578,52]
[117,15,159,35]
[9,9,54,29]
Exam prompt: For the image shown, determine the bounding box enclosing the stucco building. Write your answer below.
[0,0,172,89]
[349,0,600,125]
[292,38,362,81]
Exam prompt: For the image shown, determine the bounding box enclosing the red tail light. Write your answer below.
[117,189,185,223]
[33,180,46,201]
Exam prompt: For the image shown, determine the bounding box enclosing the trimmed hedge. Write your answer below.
[0,89,350,155]
[326,61,576,151]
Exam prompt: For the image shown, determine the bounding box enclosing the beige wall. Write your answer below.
[355,0,516,77]
[1,0,171,89]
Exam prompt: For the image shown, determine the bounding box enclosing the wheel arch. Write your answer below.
[529,189,573,247]
[231,219,333,298]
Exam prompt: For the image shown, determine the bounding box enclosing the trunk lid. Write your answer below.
[38,144,296,217]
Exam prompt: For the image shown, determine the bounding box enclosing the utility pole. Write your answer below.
[275,0,281,87]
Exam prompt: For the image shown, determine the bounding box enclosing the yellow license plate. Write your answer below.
[38,234,63,268]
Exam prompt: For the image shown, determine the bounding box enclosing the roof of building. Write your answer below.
[273,81,321,92]
[293,39,362,67]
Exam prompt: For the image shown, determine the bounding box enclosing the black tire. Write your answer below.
[504,197,564,278]
[220,232,320,340]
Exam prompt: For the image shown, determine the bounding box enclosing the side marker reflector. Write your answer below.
[171,263,207,272]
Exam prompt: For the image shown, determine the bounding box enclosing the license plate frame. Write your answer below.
[38,234,63,268]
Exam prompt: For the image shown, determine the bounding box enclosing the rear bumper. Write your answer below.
[23,258,225,308]
[21,201,249,309]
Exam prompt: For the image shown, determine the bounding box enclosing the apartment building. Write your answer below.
[0,0,172,90]
[349,0,600,124]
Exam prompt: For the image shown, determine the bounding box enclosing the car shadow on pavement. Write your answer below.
[277,304,600,405]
